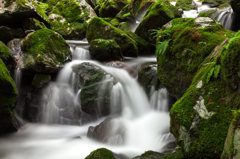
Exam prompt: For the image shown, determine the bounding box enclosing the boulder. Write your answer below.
[0,58,19,135]
[176,0,196,10]
[21,28,71,74]
[89,39,123,61]
[85,148,118,159]
[135,0,179,43]
[231,0,240,14]
[0,41,15,70]
[47,0,97,39]
[129,0,156,17]
[203,0,230,7]
[98,0,129,18]
[169,36,239,158]
[87,17,138,57]
[87,118,125,145]
[156,18,230,98]
[72,62,116,117]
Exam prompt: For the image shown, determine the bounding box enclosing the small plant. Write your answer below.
[155,39,170,57]
[206,65,221,83]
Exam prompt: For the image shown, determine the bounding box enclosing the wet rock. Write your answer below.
[21,28,71,75]
[105,61,137,78]
[72,62,116,117]
[203,0,229,7]
[135,1,179,43]
[130,0,156,18]
[98,0,129,18]
[89,39,123,61]
[0,26,13,44]
[32,74,51,88]
[86,17,138,57]
[87,118,125,145]
[85,148,124,159]
[156,18,229,98]
[0,41,15,71]
[0,58,19,135]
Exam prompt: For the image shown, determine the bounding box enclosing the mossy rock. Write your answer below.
[221,110,240,159]
[47,0,96,39]
[198,9,217,17]
[156,18,231,98]
[21,28,71,74]
[98,0,129,18]
[203,0,230,7]
[135,0,180,43]
[221,31,240,91]
[85,148,117,159]
[0,41,13,64]
[130,0,156,18]
[89,39,123,61]
[133,150,165,159]
[32,74,51,88]
[87,17,138,57]
[169,36,240,158]
[72,62,115,117]
[0,58,18,135]
[176,0,196,11]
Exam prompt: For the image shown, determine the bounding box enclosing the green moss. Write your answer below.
[87,17,138,57]
[85,148,116,159]
[220,32,240,90]
[32,74,51,88]
[0,58,17,109]
[176,0,195,10]
[162,151,184,159]
[169,36,240,158]
[0,41,12,64]
[156,18,229,97]
[135,0,179,43]
[21,28,71,72]
[198,9,217,17]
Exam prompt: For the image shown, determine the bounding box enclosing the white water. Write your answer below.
[211,7,234,30]
[182,0,213,18]
[0,41,174,159]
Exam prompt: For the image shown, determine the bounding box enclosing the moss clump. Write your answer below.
[90,39,122,61]
[32,74,51,88]
[169,35,240,158]
[0,41,12,64]
[98,0,129,18]
[156,18,231,98]
[21,28,71,73]
[198,9,217,17]
[135,0,179,43]
[85,148,116,159]
[221,32,240,90]
[0,58,17,108]
[129,0,155,17]
[176,0,195,10]
[87,17,138,57]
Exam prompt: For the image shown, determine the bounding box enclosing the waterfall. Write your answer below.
[211,7,234,30]
[0,41,174,159]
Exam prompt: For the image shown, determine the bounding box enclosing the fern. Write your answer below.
[206,68,214,84]
[206,65,221,83]
[214,65,221,79]
[155,39,170,57]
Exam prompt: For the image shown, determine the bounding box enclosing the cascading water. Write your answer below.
[0,41,175,159]
[211,7,234,30]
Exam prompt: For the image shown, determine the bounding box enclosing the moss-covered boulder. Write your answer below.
[0,58,18,135]
[133,151,165,159]
[98,0,129,18]
[47,0,97,39]
[135,0,179,43]
[156,18,231,98]
[85,148,117,159]
[21,28,71,74]
[203,0,230,7]
[0,41,14,68]
[129,0,156,17]
[72,62,116,117]
[87,17,138,57]
[169,33,240,158]
[221,110,240,159]
[89,39,123,61]
[176,0,196,10]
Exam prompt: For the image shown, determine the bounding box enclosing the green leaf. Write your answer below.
[214,65,221,79]
[206,67,214,84]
